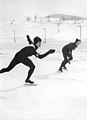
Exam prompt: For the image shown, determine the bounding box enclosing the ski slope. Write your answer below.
[0,41,87,120]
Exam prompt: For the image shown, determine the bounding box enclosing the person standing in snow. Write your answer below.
[0,36,55,84]
[58,38,81,72]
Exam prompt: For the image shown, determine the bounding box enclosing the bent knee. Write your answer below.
[33,64,35,69]
[30,64,35,70]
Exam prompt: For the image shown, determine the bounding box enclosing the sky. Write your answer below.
[0,0,87,22]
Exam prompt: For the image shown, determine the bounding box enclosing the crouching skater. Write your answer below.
[0,36,55,84]
[58,38,81,72]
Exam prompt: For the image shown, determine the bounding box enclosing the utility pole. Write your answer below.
[78,23,82,40]
[10,19,16,43]
[13,28,16,43]
[79,24,82,40]
[43,27,46,43]
[44,27,46,43]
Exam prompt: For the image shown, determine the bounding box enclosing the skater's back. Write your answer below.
[63,42,77,52]
[17,45,36,58]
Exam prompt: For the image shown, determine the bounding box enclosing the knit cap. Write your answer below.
[33,36,42,45]
[75,38,81,43]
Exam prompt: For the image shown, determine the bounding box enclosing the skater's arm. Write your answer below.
[26,35,33,44]
[68,53,73,60]
[35,49,55,59]
[37,51,49,59]
[69,50,72,54]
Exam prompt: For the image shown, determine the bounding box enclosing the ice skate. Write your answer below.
[62,66,68,71]
[58,68,63,73]
[25,79,34,84]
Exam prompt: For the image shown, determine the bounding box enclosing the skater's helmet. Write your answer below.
[33,36,42,45]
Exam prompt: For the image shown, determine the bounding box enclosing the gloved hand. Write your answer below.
[69,55,73,60]
[68,53,73,60]
[48,49,55,54]
[68,60,71,64]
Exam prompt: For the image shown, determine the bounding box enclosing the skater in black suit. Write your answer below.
[0,36,55,84]
[58,38,81,72]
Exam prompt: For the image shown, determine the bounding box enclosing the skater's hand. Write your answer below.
[69,56,73,60]
[68,53,73,60]
[69,51,72,54]
[68,60,71,64]
[26,35,33,44]
[48,49,55,54]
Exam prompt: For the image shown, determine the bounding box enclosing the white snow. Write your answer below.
[0,41,87,120]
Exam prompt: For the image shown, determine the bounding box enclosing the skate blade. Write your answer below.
[24,83,37,86]
[62,68,68,71]
[57,70,63,73]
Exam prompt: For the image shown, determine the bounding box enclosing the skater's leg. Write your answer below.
[59,50,68,71]
[59,58,68,71]
[68,54,73,61]
[59,53,73,71]
[0,56,19,73]
[22,58,35,83]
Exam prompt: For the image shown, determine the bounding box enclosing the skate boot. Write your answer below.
[25,79,34,84]
[58,68,63,72]
[62,66,67,70]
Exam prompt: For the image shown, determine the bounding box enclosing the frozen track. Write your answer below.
[0,42,87,120]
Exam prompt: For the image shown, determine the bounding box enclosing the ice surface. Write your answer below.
[0,41,87,120]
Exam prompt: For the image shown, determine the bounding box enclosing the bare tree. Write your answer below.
[34,15,38,22]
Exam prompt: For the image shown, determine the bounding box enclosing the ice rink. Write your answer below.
[0,41,87,120]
